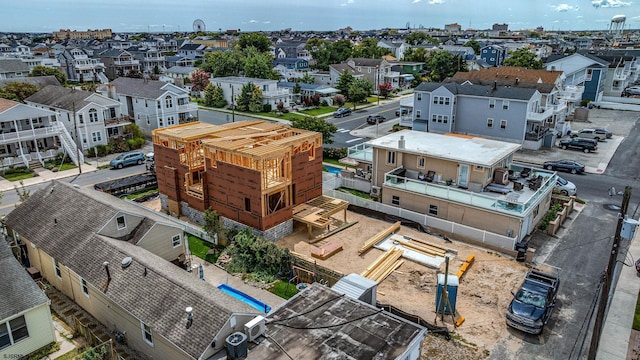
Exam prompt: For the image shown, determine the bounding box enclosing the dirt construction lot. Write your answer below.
[277,210,531,359]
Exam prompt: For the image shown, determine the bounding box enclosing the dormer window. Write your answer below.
[116,215,126,230]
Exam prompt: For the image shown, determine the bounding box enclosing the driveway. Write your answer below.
[514,108,638,174]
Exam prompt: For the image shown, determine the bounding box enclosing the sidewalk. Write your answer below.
[597,229,640,359]
[0,163,98,192]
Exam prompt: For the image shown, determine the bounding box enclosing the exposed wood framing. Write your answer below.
[292,196,350,239]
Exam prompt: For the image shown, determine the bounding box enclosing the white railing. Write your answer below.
[53,122,84,165]
[527,107,554,122]
[0,126,61,144]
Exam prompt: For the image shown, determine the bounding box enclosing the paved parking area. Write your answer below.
[514,108,639,173]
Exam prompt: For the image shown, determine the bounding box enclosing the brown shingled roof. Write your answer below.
[452,67,563,85]
[0,98,19,112]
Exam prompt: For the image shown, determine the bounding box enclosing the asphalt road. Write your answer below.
[490,116,640,359]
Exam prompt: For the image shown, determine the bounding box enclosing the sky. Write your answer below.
[2,0,640,33]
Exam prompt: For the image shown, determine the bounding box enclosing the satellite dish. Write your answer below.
[193,19,206,33]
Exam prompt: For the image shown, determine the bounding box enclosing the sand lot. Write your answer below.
[277,210,530,358]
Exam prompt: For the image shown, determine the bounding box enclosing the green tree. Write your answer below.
[299,72,315,84]
[236,33,272,53]
[202,208,221,240]
[290,116,338,144]
[305,38,354,70]
[189,69,211,92]
[235,83,263,112]
[336,70,354,95]
[424,51,468,82]
[0,82,38,102]
[352,37,391,58]
[401,47,429,62]
[201,50,244,77]
[503,48,543,69]
[29,65,67,85]
[348,78,372,110]
[463,39,481,55]
[243,48,279,79]
[404,32,439,45]
[204,83,227,108]
[292,82,301,95]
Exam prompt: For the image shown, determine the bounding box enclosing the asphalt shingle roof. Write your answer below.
[5,181,258,358]
[0,75,61,89]
[0,59,30,74]
[415,81,538,101]
[24,85,96,111]
[0,240,49,321]
[110,77,180,99]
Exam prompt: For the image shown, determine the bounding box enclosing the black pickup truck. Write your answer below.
[506,266,560,335]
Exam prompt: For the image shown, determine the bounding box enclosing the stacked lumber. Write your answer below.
[392,237,447,258]
[361,248,404,283]
[359,221,402,254]
[311,241,343,260]
[456,254,475,279]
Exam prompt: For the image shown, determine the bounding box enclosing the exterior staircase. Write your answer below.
[53,122,85,166]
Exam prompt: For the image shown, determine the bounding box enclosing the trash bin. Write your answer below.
[515,241,528,262]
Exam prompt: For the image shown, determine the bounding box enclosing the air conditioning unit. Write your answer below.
[244,315,265,342]
[225,332,248,360]
[370,186,381,197]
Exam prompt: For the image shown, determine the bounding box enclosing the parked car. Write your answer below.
[593,128,613,139]
[554,176,577,196]
[559,137,597,153]
[624,86,640,95]
[333,107,352,118]
[570,128,605,141]
[110,151,146,169]
[543,159,586,174]
[395,108,411,117]
[367,114,386,124]
[506,266,560,335]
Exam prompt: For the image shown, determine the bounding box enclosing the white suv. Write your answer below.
[570,128,604,142]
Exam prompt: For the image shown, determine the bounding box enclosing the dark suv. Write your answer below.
[333,107,352,118]
[366,114,386,124]
[559,137,597,153]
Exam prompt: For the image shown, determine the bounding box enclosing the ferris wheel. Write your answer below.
[193,19,206,33]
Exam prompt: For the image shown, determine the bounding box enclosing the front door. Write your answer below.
[457,164,469,188]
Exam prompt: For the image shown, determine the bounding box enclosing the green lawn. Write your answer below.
[255,111,307,121]
[2,172,35,181]
[633,292,640,330]
[188,235,222,263]
[124,189,158,200]
[56,163,77,171]
[268,280,299,299]
[299,106,336,116]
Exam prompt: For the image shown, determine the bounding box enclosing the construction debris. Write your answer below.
[359,221,401,254]
[361,248,404,283]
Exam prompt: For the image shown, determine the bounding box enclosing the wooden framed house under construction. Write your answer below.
[152,120,323,240]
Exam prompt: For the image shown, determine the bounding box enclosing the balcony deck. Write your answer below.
[384,165,556,216]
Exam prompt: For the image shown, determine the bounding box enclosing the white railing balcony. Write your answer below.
[545,101,567,114]
[177,103,198,113]
[527,107,554,122]
[114,59,140,66]
[347,143,373,163]
[0,126,62,145]
[263,89,291,98]
[559,86,584,102]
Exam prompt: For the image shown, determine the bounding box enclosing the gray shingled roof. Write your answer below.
[0,59,30,74]
[415,81,537,101]
[0,75,61,89]
[4,181,258,358]
[24,85,95,111]
[0,240,49,321]
[110,77,175,99]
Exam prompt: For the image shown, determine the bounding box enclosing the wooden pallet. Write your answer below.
[310,241,343,260]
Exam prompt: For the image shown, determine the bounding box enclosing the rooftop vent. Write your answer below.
[121,257,132,270]
[186,306,194,329]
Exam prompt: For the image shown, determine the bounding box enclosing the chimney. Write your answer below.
[107,84,117,100]
[398,135,405,149]
[103,261,111,281]
[493,80,497,90]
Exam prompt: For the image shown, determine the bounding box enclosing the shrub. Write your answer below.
[321,100,329,107]
[538,203,564,230]
[323,147,347,160]
[263,104,272,113]
[127,137,146,150]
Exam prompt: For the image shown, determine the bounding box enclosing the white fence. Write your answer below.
[323,176,517,253]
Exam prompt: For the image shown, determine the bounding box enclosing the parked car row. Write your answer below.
[559,137,598,153]
[569,128,612,141]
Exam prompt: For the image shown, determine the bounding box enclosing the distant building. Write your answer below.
[493,23,509,31]
[53,29,112,40]
[444,23,462,33]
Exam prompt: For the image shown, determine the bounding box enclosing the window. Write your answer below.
[172,234,182,248]
[78,114,84,124]
[165,96,173,108]
[487,118,493,128]
[428,205,438,216]
[500,120,507,129]
[0,316,29,350]
[53,258,62,278]
[433,97,438,104]
[145,100,148,108]
[392,196,400,205]
[533,204,540,219]
[416,93,422,101]
[439,97,444,105]
[474,165,484,171]
[116,215,126,230]
[586,69,593,81]
[386,151,395,165]
[141,322,153,346]
[417,157,425,168]
[415,110,421,118]
[157,100,161,109]
[489,100,495,109]
[244,197,251,212]
[445,97,450,105]
[89,108,98,123]
[92,131,102,142]
[502,101,509,110]
[431,114,437,122]
[167,116,176,126]
[159,118,164,127]
[81,277,89,297]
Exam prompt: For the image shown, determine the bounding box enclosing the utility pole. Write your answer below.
[588,185,632,359]
[72,101,82,174]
